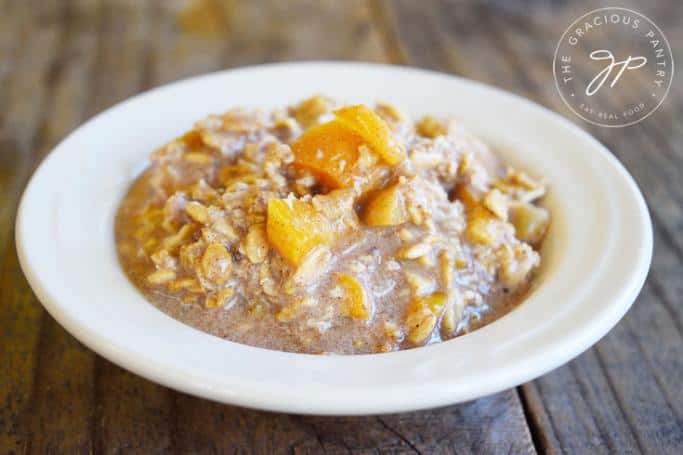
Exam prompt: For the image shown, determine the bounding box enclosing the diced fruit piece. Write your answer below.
[482,188,508,220]
[508,201,549,244]
[498,244,540,287]
[178,130,204,149]
[465,206,498,245]
[336,274,369,320]
[266,198,334,266]
[363,183,409,226]
[334,105,405,165]
[453,184,481,211]
[404,293,446,344]
[291,120,365,188]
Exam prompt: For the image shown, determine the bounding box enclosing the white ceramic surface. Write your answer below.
[16,62,652,415]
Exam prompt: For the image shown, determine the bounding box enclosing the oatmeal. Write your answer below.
[115,95,549,354]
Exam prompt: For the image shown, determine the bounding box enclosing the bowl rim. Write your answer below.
[15,61,653,415]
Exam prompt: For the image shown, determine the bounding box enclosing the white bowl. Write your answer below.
[16,62,652,415]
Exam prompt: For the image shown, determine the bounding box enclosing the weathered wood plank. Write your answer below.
[0,1,67,452]
[489,1,683,448]
[380,0,683,452]
[5,0,681,452]
[649,222,683,340]
[76,1,177,453]
[210,0,387,65]
[28,317,96,453]
[522,285,683,453]
[0,0,63,257]
[597,286,683,449]
[95,361,175,453]
[23,1,102,453]
[174,389,534,454]
[151,0,230,86]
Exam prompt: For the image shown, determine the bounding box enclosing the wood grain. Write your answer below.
[1,0,681,453]
[24,2,106,452]
[0,1,68,452]
[80,2,175,453]
[173,390,533,454]
[380,0,683,453]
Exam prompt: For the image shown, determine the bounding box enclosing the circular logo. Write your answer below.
[553,7,674,127]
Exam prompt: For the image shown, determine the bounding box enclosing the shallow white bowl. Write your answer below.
[16,62,652,415]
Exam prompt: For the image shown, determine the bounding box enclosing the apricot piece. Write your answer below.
[482,188,508,220]
[453,184,481,211]
[291,120,365,188]
[508,201,549,245]
[336,274,369,320]
[363,183,409,227]
[266,198,334,266]
[178,130,204,149]
[334,105,405,165]
[464,206,498,245]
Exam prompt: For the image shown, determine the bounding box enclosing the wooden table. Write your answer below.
[1,1,681,453]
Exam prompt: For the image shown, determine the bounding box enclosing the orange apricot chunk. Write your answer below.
[453,183,482,211]
[334,105,405,165]
[336,274,369,320]
[178,130,204,149]
[363,183,409,227]
[266,198,334,266]
[291,120,365,189]
[464,206,498,245]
